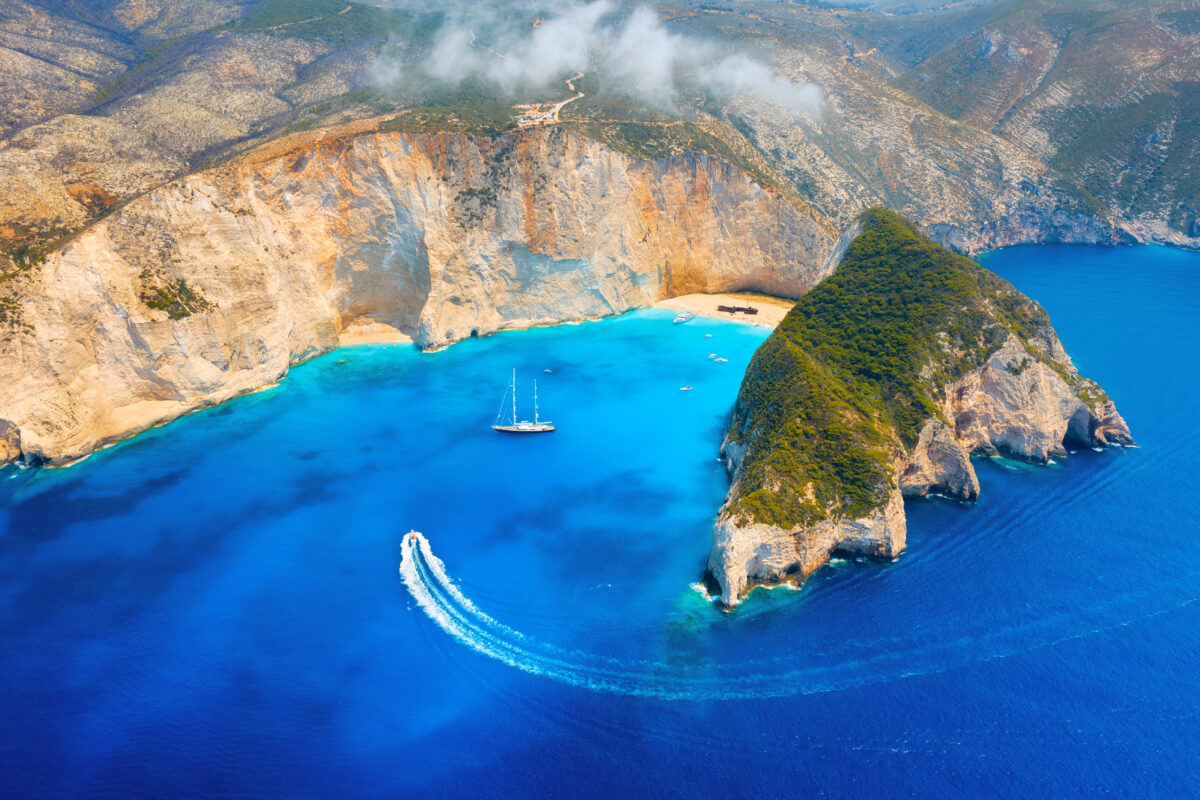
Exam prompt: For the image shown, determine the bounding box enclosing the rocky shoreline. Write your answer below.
[708,340,1135,607]
[706,209,1133,608]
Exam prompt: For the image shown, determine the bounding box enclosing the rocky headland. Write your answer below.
[707,208,1132,607]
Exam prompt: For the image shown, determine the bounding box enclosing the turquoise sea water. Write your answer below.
[2,244,1199,796]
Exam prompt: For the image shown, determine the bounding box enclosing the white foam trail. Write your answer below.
[399,532,1200,700]
[400,531,850,699]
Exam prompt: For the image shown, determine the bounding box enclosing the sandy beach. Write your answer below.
[335,293,794,348]
[655,292,796,328]
[338,321,414,346]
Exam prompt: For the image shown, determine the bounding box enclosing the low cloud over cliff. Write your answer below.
[371,1,822,117]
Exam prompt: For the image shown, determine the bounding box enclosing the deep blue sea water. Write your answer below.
[2,244,1198,797]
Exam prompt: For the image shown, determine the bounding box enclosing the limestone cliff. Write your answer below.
[710,483,907,608]
[945,335,1132,462]
[708,208,1132,607]
[0,125,832,466]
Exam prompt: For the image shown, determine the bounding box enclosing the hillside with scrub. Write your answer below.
[723,208,1105,530]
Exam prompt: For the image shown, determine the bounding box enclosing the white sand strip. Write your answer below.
[655,292,795,328]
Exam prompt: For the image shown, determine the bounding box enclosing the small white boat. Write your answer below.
[714,358,728,363]
[708,353,716,359]
[704,334,712,338]
[680,386,693,391]
[673,311,696,324]
[493,369,555,433]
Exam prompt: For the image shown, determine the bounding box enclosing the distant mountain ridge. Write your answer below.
[5,0,1186,284]
[877,0,1200,241]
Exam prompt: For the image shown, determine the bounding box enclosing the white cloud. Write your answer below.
[374,1,822,119]
[604,6,684,103]
[698,54,824,117]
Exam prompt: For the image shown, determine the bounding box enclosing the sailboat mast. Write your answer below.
[511,368,517,424]
[534,380,539,424]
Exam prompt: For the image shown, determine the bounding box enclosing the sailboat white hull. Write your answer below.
[492,423,555,433]
[494,368,554,432]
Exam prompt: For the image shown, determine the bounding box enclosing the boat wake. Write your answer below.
[400,532,1200,700]
[400,531,854,699]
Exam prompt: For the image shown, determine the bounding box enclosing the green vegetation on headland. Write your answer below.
[725,208,1061,529]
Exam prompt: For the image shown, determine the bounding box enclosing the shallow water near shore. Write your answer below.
[2,244,1200,796]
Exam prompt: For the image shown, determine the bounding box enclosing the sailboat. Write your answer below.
[493,369,555,433]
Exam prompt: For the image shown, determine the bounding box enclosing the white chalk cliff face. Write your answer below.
[707,329,1133,608]
[945,336,1133,460]
[0,126,833,465]
[709,485,907,608]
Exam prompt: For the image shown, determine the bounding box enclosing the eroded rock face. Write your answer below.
[710,424,907,608]
[0,420,19,464]
[945,335,1123,461]
[0,126,834,465]
[900,420,980,501]
[1089,399,1135,447]
[708,486,905,608]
